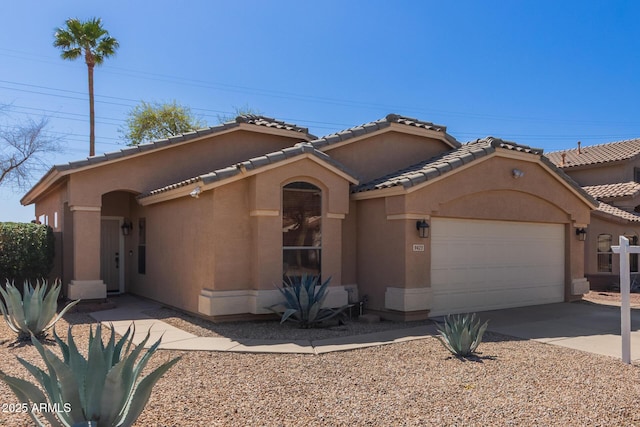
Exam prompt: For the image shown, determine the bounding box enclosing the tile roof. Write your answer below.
[353,137,544,193]
[595,202,640,223]
[50,115,314,174]
[311,113,460,150]
[583,181,640,200]
[235,114,314,136]
[547,138,640,169]
[138,143,359,199]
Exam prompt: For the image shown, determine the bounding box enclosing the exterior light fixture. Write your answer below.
[190,186,201,198]
[575,228,587,241]
[416,219,430,238]
[121,219,133,236]
[512,168,525,179]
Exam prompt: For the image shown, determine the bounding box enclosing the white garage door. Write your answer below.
[430,218,565,317]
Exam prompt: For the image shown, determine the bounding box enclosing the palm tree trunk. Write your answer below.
[87,63,95,157]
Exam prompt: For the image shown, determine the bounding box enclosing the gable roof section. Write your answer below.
[583,181,640,201]
[595,202,640,223]
[21,115,314,205]
[547,138,640,169]
[310,114,460,151]
[138,143,359,205]
[352,136,597,206]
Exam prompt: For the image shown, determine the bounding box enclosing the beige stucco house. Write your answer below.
[548,139,640,290]
[22,114,597,320]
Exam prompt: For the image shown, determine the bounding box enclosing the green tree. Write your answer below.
[120,100,205,146]
[53,17,119,157]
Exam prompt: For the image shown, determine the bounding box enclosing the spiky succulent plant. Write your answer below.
[0,323,181,427]
[268,274,350,328]
[0,279,79,340]
[436,313,489,357]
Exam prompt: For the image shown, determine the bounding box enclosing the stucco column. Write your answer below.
[568,223,590,299]
[67,206,106,299]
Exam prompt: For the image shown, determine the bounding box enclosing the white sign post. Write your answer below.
[611,236,640,364]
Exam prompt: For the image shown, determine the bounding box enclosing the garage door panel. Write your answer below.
[430,218,565,317]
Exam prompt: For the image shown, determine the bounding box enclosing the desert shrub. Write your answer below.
[268,274,350,328]
[0,279,79,340]
[0,222,55,283]
[0,323,181,427]
[436,313,489,357]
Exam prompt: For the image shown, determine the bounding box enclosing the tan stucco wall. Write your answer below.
[564,159,640,187]
[356,154,593,314]
[356,197,406,312]
[34,182,67,230]
[32,129,304,297]
[131,191,216,312]
[65,130,302,207]
[341,200,358,288]
[583,214,640,289]
[322,130,452,183]
[129,156,352,315]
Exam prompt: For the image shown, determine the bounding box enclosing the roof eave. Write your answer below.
[592,209,639,225]
[316,123,460,153]
[139,152,359,206]
[21,167,65,206]
[352,149,599,210]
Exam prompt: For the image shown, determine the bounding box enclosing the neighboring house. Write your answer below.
[22,114,596,320]
[548,139,640,290]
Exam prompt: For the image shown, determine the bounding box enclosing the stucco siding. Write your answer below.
[566,162,633,187]
[324,131,451,183]
[65,130,301,207]
[356,154,592,318]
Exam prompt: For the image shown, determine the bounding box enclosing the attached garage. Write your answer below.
[430,218,565,316]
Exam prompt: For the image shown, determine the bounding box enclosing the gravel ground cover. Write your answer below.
[2,296,640,426]
[142,307,434,341]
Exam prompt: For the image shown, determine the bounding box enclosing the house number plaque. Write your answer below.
[412,244,425,252]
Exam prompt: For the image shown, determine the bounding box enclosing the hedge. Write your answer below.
[0,222,55,283]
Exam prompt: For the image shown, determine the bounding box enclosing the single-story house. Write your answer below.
[547,139,640,290]
[22,114,597,320]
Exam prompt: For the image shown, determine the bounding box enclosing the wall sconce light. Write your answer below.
[512,168,525,179]
[416,219,430,238]
[121,219,133,236]
[575,228,587,241]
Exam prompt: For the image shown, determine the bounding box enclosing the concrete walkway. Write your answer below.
[89,295,437,354]
[475,302,640,362]
[89,295,640,360]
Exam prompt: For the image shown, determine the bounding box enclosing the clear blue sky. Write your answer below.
[1,1,639,222]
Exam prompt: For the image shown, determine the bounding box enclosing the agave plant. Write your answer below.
[0,279,79,340]
[435,313,489,357]
[268,274,350,328]
[0,323,181,427]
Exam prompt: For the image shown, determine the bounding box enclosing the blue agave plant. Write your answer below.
[269,274,350,328]
[0,323,181,427]
[436,313,489,357]
[0,279,79,340]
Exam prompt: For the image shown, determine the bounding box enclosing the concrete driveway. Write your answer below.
[478,302,640,361]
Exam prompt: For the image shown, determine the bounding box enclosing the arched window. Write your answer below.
[597,234,612,273]
[282,182,321,279]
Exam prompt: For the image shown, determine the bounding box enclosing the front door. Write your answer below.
[100,218,123,293]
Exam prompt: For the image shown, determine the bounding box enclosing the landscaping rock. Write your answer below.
[359,313,380,324]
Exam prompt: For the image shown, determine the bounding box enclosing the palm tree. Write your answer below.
[53,18,119,157]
